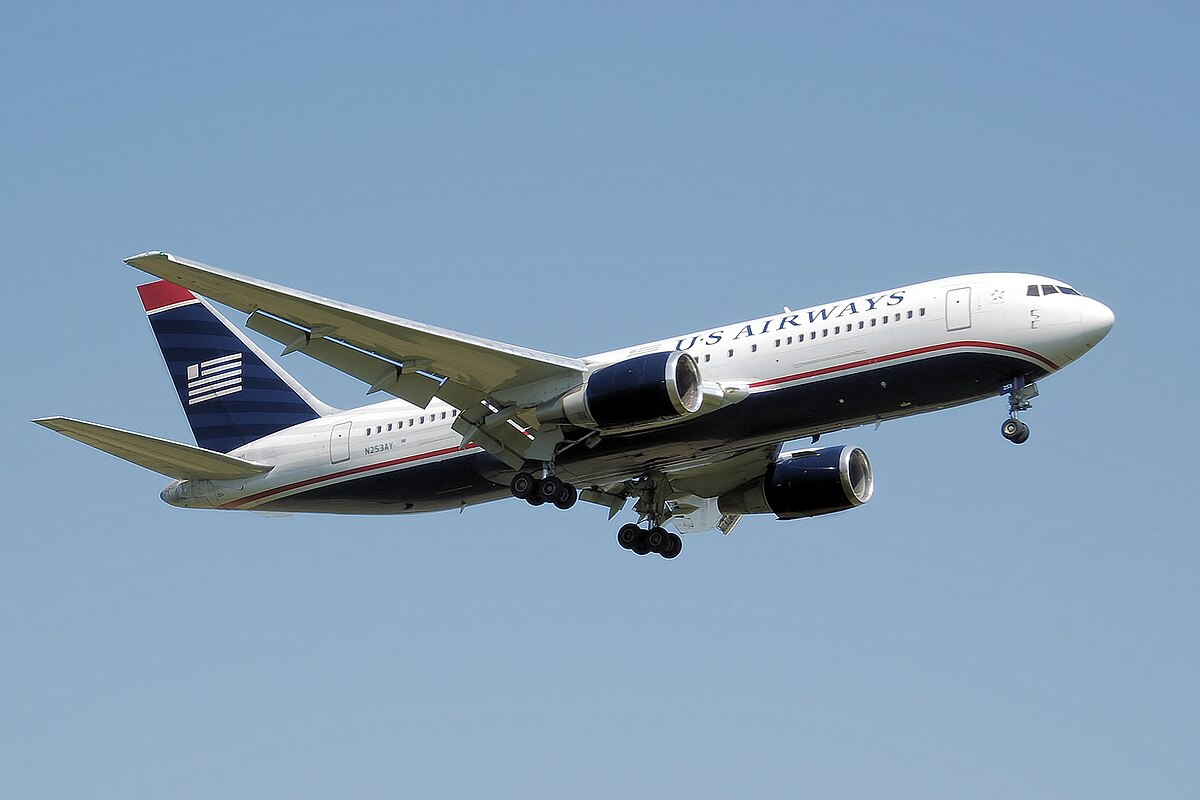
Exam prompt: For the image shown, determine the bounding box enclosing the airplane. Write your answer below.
[35,252,1115,558]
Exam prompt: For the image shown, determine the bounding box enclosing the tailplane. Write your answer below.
[138,280,332,453]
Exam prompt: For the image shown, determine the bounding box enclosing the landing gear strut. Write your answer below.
[1001,377,1037,444]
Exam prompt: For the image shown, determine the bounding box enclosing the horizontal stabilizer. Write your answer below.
[32,417,273,481]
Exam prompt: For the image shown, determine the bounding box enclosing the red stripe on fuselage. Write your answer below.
[223,444,480,509]
[749,340,1058,389]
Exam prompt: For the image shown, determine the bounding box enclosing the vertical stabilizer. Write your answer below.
[138,280,332,453]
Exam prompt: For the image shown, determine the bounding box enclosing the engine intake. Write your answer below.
[537,351,703,431]
[719,445,874,519]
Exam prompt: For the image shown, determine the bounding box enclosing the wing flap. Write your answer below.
[245,311,443,408]
[33,417,273,481]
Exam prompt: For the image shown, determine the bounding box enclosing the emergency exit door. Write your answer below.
[946,287,972,331]
[330,421,352,464]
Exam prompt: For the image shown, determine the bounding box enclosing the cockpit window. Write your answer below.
[1041,285,1059,295]
[1027,284,1040,296]
[1058,285,1081,296]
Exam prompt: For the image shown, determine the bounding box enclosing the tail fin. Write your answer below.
[138,280,332,453]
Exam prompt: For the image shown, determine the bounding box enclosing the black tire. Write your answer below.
[527,496,545,507]
[554,483,578,510]
[537,475,564,503]
[646,526,667,553]
[1013,421,1030,444]
[631,528,651,556]
[1001,418,1022,441]
[661,533,682,559]
[510,472,536,500]
[617,523,640,550]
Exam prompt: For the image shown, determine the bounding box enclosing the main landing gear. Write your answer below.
[510,471,579,510]
[617,523,682,559]
[1001,377,1038,444]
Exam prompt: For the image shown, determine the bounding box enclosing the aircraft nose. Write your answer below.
[1080,298,1115,347]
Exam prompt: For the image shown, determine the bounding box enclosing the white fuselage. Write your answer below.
[162,272,1113,513]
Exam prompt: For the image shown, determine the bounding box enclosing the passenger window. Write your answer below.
[881,316,888,324]
[365,428,370,436]
[704,354,711,363]
[408,419,414,426]
[907,310,913,319]
[376,426,382,434]
[786,336,792,345]
[798,334,805,342]
[870,318,876,327]
[387,423,393,431]
[751,344,758,353]
[1028,285,1040,296]
[919,307,926,316]
[894,313,901,321]
[822,329,829,337]
[1042,285,1058,295]
[727,349,734,358]
[858,321,864,330]
[834,326,840,334]
[441,412,447,420]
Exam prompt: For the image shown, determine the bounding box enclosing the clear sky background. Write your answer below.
[3,2,1197,797]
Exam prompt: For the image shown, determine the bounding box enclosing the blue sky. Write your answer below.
[3,2,1197,797]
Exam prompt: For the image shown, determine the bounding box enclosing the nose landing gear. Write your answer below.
[1001,377,1038,444]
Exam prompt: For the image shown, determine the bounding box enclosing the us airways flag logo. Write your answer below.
[186,353,243,405]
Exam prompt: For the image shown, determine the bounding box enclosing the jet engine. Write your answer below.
[536,351,704,431]
[718,445,874,519]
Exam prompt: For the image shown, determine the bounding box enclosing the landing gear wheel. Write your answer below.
[527,496,545,507]
[510,472,536,500]
[537,475,565,503]
[630,528,651,556]
[660,532,682,559]
[646,526,668,554]
[1001,418,1030,444]
[554,483,578,510]
[617,523,640,550]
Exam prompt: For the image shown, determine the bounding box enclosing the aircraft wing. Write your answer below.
[125,252,590,468]
[125,252,586,393]
[33,417,273,481]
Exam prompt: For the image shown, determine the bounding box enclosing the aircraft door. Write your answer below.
[946,287,972,331]
[330,421,352,464]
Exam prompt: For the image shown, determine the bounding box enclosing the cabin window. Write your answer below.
[919,307,926,316]
[408,419,414,426]
[387,423,393,431]
[894,313,901,322]
[441,412,447,420]
[727,348,734,358]
[822,329,828,337]
[907,310,913,319]
[774,339,781,348]
[786,336,793,345]
[870,318,877,327]
[704,354,711,363]
[798,334,805,342]
[751,344,758,353]
[881,315,888,324]
[365,428,371,436]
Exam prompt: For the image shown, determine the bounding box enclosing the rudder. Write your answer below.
[138,280,331,453]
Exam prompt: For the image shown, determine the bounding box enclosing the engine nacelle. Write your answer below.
[718,445,874,520]
[536,351,704,431]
